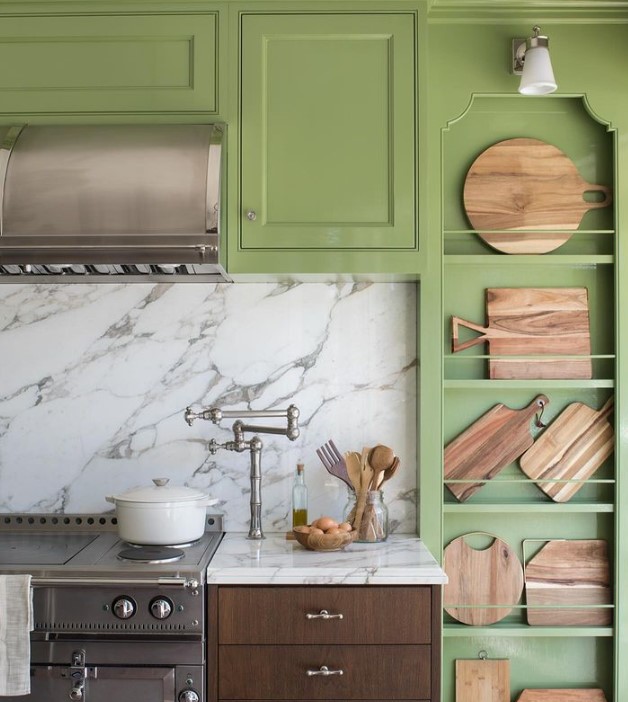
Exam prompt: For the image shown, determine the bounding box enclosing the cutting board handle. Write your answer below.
[597,395,615,420]
[451,316,491,353]
[581,182,612,210]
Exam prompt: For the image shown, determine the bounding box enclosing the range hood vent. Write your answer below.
[0,124,229,282]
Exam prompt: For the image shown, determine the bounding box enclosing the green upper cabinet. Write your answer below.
[239,12,417,253]
[0,14,219,114]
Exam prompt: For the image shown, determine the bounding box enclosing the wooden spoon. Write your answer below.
[368,444,395,490]
[377,456,400,488]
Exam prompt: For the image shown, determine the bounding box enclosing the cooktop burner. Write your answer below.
[117,545,185,563]
[0,513,223,580]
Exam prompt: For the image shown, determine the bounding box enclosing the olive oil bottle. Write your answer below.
[292,463,308,527]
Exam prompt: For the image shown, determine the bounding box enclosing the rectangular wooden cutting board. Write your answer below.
[517,690,607,702]
[525,539,612,626]
[445,395,548,502]
[451,287,592,379]
[519,397,614,502]
[456,659,510,702]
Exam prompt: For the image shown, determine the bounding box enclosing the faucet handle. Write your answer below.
[184,407,200,425]
[286,404,300,441]
[185,406,223,426]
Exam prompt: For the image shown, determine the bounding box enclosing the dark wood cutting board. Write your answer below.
[463,137,612,254]
[451,287,592,379]
[525,539,612,626]
[444,395,548,502]
[444,533,524,625]
[519,397,614,502]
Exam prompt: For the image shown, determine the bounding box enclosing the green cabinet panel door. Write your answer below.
[0,14,218,113]
[240,13,417,250]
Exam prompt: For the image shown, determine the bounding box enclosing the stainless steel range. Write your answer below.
[0,513,223,702]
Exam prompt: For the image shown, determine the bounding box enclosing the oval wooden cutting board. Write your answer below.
[463,138,612,254]
[444,533,524,625]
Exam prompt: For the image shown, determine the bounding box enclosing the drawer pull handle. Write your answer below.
[305,609,343,620]
[306,666,344,677]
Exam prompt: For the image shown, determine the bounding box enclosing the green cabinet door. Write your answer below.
[0,14,218,114]
[240,12,417,251]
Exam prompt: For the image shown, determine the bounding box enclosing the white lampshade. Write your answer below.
[518,28,557,95]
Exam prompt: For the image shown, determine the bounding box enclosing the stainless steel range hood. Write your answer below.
[0,124,230,282]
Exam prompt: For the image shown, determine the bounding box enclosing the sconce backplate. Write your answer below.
[512,38,526,74]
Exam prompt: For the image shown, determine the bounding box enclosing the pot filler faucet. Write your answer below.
[184,405,300,539]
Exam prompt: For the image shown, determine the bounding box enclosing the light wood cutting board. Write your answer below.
[517,690,607,702]
[444,395,548,502]
[463,137,612,254]
[519,397,614,502]
[525,539,612,626]
[452,287,592,379]
[444,533,524,625]
[456,658,510,702]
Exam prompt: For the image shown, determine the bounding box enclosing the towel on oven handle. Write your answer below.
[0,575,33,696]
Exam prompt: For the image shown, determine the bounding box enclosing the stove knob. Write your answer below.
[112,596,136,620]
[178,690,199,702]
[150,596,173,620]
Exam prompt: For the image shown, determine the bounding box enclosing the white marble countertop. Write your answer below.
[206,533,447,585]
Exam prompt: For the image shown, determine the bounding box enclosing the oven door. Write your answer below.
[14,665,177,702]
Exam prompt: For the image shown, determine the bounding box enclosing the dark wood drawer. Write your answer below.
[218,644,431,699]
[217,586,431,644]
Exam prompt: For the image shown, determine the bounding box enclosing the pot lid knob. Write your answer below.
[152,478,170,487]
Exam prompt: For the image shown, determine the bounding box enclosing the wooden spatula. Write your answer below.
[352,447,374,536]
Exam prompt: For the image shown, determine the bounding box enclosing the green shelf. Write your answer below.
[442,502,614,513]
[443,230,615,235]
[443,378,615,389]
[444,254,614,266]
[443,624,614,638]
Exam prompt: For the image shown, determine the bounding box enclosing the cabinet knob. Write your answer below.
[305,609,343,620]
[306,666,344,677]
[246,210,257,221]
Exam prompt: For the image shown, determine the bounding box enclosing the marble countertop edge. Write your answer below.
[207,532,448,585]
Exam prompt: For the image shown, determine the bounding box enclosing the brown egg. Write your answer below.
[313,516,338,532]
[294,525,311,534]
[337,522,353,532]
[309,527,324,535]
[325,527,342,535]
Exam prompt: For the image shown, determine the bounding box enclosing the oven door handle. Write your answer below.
[31,576,200,590]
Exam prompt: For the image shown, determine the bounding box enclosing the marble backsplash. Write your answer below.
[0,282,418,533]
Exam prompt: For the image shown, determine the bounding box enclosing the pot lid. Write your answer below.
[110,478,209,504]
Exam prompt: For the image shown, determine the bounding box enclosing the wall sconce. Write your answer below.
[512,25,557,95]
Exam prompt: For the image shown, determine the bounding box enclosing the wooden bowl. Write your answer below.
[293,526,355,551]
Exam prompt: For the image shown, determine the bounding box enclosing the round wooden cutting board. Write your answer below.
[444,533,524,625]
[463,137,612,254]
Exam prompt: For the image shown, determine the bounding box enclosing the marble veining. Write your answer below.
[0,282,417,533]
[206,533,447,584]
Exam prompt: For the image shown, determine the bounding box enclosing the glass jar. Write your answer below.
[344,490,389,543]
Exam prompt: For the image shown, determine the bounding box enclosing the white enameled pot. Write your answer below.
[105,478,218,546]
